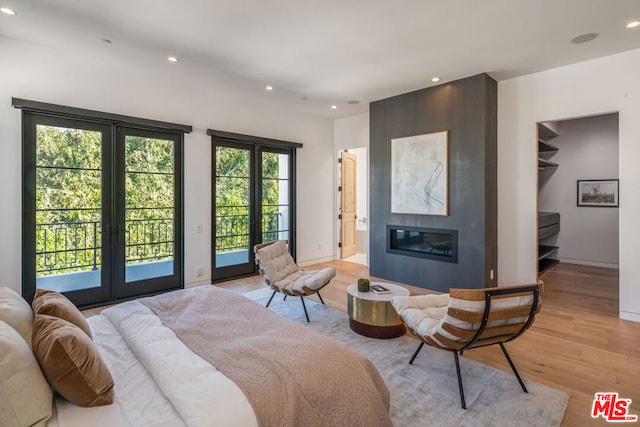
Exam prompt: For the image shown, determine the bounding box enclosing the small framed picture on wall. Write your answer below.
[577,179,619,207]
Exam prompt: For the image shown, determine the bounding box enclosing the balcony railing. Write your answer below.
[215,210,284,252]
[36,209,285,276]
[36,216,174,276]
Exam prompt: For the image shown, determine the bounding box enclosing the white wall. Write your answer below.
[498,48,640,322]
[538,114,619,268]
[0,37,335,294]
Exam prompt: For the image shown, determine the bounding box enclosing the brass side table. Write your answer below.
[347,282,410,339]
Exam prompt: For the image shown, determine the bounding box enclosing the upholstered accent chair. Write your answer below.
[254,240,336,322]
[391,283,541,409]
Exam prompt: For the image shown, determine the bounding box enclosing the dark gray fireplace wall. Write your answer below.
[369,73,497,292]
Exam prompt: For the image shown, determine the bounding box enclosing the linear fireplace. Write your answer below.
[387,225,458,263]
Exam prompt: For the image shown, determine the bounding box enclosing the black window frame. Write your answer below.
[15,98,191,306]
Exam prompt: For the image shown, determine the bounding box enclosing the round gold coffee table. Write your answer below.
[347,282,410,339]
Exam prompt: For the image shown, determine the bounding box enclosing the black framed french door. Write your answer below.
[212,138,296,282]
[114,126,183,299]
[22,112,184,307]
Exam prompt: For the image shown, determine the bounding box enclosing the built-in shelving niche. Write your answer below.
[538,122,560,277]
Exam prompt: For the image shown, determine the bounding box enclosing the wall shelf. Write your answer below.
[538,245,559,260]
[538,139,559,153]
[538,158,559,169]
[538,258,560,275]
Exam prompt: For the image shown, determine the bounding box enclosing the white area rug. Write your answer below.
[243,288,569,427]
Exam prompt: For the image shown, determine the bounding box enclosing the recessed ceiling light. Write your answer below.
[265,86,273,91]
[1,7,17,15]
[331,105,337,110]
[570,33,598,44]
[627,20,640,29]
[432,77,441,82]
[168,56,179,63]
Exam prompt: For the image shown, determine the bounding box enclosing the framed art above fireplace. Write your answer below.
[391,130,448,216]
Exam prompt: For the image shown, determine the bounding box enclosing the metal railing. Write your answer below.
[36,209,286,275]
[215,210,284,253]
[36,215,175,275]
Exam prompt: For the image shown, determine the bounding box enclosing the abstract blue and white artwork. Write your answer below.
[391,131,448,215]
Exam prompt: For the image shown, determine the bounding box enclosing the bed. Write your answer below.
[35,285,392,427]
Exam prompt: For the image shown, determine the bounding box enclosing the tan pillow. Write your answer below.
[32,314,114,407]
[32,288,92,338]
[0,287,34,345]
[0,320,53,427]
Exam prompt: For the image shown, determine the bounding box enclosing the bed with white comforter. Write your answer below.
[47,286,392,427]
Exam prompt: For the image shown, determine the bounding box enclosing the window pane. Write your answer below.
[35,125,102,293]
[215,146,251,268]
[125,136,175,282]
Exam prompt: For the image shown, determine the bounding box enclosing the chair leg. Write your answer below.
[266,290,277,308]
[300,297,310,322]
[454,350,467,410]
[409,342,424,365]
[499,343,528,393]
[316,290,325,305]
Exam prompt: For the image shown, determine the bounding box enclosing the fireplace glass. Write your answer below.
[387,225,458,263]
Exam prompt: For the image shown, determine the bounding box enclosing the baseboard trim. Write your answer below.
[620,311,640,323]
[185,279,212,289]
[557,258,619,269]
[298,256,336,267]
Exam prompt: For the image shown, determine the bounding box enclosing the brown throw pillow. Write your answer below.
[32,289,92,339]
[32,314,114,407]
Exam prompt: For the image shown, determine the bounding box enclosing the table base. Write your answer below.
[349,318,406,339]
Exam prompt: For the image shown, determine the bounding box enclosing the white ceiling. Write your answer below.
[2,0,640,118]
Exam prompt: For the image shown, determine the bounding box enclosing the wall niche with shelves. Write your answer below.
[537,122,560,276]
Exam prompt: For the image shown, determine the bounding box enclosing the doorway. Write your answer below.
[22,112,185,307]
[211,132,298,282]
[338,147,368,266]
[537,113,619,279]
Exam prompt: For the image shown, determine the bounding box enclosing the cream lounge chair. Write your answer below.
[254,240,336,322]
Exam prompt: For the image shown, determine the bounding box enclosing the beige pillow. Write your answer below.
[32,314,114,407]
[0,287,34,345]
[0,320,53,427]
[32,288,92,338]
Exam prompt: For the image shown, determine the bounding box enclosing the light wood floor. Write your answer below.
[218,261,640,427]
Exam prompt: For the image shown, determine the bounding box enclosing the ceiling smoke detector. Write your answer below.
[571,33,598,44]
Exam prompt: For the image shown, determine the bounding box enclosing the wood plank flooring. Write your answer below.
[218,261,640,427]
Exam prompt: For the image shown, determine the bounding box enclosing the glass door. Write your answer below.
[211,139,296,282]
[261,149,291,244]
[23,114,183,307]
[213,143,255,278]
[115,127,183,299]
[24,114,112,306]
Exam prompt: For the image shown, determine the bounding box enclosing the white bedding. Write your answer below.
[48,300,258,427]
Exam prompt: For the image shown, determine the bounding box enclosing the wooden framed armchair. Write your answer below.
[254,240,336,322]
[391,283,541,409]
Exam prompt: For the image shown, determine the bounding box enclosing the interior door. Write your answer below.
[213,142,256,279]
[340,151,357,258]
